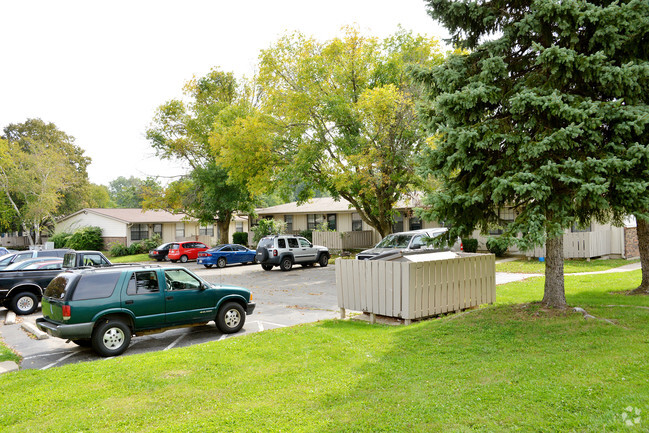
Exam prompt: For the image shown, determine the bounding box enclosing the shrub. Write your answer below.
[462,238,479,253]
[49,232,72,248]
[252,219,287,244]
[233,232,248,246]
[299,230,313,243]
[109,242,129,257]
[486,237,508,257]
[66,226,104,251]
[127,242,144,256]
[139,234,162,252]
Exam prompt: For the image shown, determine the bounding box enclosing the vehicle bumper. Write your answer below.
[36,318,94,340]
[197,258,215,265]
[246,302,256,315]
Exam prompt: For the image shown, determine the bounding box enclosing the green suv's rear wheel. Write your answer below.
[216,302,245,333]
[92,319,132,357]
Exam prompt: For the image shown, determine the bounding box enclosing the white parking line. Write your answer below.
[218,334,228,341]
[259,320,287,328]
[164,334,186,351]
[40,352,76,370]
[23,351,71,360]
[257,321,264,332]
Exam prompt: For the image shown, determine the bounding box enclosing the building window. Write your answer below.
[392,212,404,233]
[175,223,185,238]
[352,213,363,231]
[327,214,337,231]
[284,215,293,232]
[409,216,422,231]
[153,224,162,237]
[131,224,148,241]
[307,214,324,230]
[489,208,516,235]
[571,224,592,233]
[236,221,244,233]
[199,224,214,236]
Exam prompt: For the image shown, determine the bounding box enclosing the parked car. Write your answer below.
[0,247,14,256]
[36,265,255,356]
[3,257,63,271]
[197,244,258,268]
[167,242,209,263]
[356,228,458,260]
[148,242,174,262]
[0,251,112,315]
[255,235,330,271]
[0,249,70,270]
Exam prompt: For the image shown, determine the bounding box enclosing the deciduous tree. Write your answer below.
[216,27,446,237]
[416,0,649,307]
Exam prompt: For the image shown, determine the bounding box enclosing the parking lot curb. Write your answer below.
[0,361,19,374]
[4,311,16,325]
[21,321,49,340]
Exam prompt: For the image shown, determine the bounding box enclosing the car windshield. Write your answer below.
[375,234,414,249]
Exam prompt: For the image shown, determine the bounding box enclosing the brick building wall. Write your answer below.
[625,227,639,258]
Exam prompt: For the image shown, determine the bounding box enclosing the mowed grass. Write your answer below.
[496,258,632,274]
[1,271,648,432]
[0,341,19,363]
[108,253,153,263]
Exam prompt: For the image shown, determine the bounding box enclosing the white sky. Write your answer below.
[0,0,447,186]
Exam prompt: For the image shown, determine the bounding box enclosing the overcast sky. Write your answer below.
[1,0,447,186]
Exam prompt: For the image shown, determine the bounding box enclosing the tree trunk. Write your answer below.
[542,234,567,308]
[629,215,649,295]
[217,220,230,245]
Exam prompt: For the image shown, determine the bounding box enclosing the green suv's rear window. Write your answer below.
[44,274,79,300]
[71,273,121,301]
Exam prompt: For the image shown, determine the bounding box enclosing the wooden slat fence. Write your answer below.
[313,230,374,250]
[525,231,612,259]
[336,253,496,323]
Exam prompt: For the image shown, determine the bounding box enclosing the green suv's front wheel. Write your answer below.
[216,302,245,333]
[92,319,132,357]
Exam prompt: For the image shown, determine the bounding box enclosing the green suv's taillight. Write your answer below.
[62,305,71,320]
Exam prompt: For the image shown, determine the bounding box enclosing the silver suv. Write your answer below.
[255,235,330,271]
[356,228,459,260]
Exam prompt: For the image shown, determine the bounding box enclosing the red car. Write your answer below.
[167,242,209,263]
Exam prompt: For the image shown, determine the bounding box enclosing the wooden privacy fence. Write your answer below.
[313,230,375,250]
[335,253,496,324]
[525,231,613,259]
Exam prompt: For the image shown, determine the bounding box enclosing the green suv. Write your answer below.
[36,265,255,357]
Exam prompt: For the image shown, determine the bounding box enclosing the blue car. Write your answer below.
[197,244,258,268]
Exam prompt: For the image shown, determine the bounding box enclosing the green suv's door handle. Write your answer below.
[166,296,174,300]
[125,300,134,305]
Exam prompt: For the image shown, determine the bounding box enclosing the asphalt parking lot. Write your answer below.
[0,261,339,370]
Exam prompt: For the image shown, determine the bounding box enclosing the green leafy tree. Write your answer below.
[416,0,649,307]
[0,120,90,245]
[108,176,160,208]
[146,68,255,244]
[215,26,446,237]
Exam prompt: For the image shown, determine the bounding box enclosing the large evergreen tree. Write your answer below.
[416,0,649,307]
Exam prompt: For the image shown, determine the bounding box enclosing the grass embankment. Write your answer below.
[496,258,632,274]
[0,342,19,363]
[1,272,648,431]
[107,253,153,264]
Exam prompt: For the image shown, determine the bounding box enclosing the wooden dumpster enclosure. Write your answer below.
[335,253,496,324]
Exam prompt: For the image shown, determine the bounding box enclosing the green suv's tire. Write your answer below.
[280,257,293,271]
[318,254,329,267]
[261,264,273,271]
[217,257,227,268]
[11,291,38,315]
[216,302,245,334]
[92,319,132,357]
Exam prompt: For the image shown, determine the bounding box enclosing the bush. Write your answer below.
[49,232,73,248]
[233,232,248,246]
[299,230,313,243]
[109,242,129,257]
[461,238,479,253]
[486,237,508,257]
[127,242,145,256]
[252,219,287,244]
[66,226,104,251]
[139,234,162,252]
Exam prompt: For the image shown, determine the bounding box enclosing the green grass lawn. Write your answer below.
[0,341,20,363]
[1,271,648,432]
[496,258,633,274]
[107,253,154,263]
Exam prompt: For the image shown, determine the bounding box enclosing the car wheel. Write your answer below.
[217,257,227,268]
[257,249,268,262]
[216,302,245,333]
[318,254,329,267]
[204,264,213,268]
[261,264,273,271]
[11,292,38,315]
[91,319,132,357]
[180,255,188,263]
[280,257,293,272]
[71,339,92,347]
